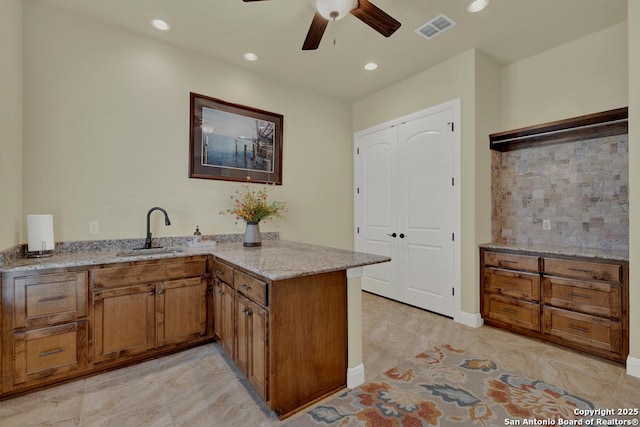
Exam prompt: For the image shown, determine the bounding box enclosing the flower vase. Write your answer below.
[243,222,262,247]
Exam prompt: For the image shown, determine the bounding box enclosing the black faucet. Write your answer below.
[144,207,171,249]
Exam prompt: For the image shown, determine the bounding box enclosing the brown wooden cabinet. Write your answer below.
[235,278,268,401]
[541,256,626,359]
[92,283,156,364]
[212,258,268,398]
[13,321,88,386]
[91,256,210,366]
[156,277,208,348]
[1,255,213,398]
[1,269,89,393]
[480,247,628,363]
[212,260,235,358]
[212,257,347,419]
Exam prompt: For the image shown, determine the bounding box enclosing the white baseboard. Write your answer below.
[627,355,640,379]
[347,364,365,388]
[455,311,484,328]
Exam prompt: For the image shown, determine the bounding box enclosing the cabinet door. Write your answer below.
[235,294,268,401]
[213,279,223,340]
[247,300,268,401]
[14,271,88,329]
[235,294,250,376]
[218,282,235,359]
[12,320,87,387]
[92,284,155,364]
[157,277,207,348]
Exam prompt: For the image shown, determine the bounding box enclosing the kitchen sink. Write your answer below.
[117,247,183,257]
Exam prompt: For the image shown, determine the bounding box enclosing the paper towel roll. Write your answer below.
[27,214,55,252]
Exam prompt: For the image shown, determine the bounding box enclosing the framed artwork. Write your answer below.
[189,92,283,184]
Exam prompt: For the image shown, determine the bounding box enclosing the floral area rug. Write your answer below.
[284,344,599,426]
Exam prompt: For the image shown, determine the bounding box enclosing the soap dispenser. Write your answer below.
[193,226,202,244]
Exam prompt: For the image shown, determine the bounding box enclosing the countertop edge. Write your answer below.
[0,240,391,282]
[479,243,629,262]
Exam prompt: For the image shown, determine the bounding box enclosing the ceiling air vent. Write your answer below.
[415,14,456,40]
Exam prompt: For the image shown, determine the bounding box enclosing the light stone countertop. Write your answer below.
[479,242,628,262]
[0,240,391,281]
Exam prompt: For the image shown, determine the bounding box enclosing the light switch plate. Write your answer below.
[89,221,100,234]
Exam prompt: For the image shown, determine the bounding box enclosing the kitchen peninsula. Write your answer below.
[0,239,390,419]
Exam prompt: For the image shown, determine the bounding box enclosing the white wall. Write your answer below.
[0,0,23,250]
[22,1,353,250]
[501,22,628,129]
[627,0,639,369]
[473,51,502,313]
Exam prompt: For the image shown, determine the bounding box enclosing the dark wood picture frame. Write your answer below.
[189,92,283,184]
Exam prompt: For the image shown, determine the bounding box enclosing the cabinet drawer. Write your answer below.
[13,321,87,385]
[213,259,234,284]
[483,295,540,331]
[14,271,88,328]
[542,258,621,283]
[92,257,207,289]
[484,251,539,272]
[542,277,621,319]
[235,270,267,307]
[484,268,540,301]
[543,307,620,353]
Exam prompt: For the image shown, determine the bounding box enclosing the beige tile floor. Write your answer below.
[1,291,638,426]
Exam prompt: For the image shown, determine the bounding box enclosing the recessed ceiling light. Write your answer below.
[466,0,491,13]
[364,62,378,71]
[243,53,259,62]
[151,19,171,31]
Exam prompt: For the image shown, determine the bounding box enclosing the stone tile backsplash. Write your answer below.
[492,134,628,251]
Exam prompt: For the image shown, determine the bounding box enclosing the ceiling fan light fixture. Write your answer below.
[466,0,491,13]
[311,0,358,21]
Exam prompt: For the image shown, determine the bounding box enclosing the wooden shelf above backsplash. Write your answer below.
[490,107,628,152]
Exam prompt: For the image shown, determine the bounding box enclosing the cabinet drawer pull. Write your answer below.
[38,347,66,357]
[38,295,66,303]
[502,282,519,287]
[240,284,251,291]
[215,269,225,275]
[501,308,519,315]
[501,260,518,264]
[568,292,592,299]
[568,268,591,273]
[568,324,590,333]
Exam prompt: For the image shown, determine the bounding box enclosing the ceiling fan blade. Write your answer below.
[302,12,328,51]
[350,0,401,37]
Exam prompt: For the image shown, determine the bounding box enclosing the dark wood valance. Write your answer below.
[489,107,628,152]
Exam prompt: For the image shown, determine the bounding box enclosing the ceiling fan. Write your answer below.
[243,0,401,50]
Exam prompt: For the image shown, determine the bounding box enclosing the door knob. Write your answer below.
[399,233,405,239]
[387,233,397,238]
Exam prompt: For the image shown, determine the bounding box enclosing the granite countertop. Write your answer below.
[479,242,629,262]
[0,240,391,281]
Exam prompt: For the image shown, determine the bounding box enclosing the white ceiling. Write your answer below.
[37,0,628,102]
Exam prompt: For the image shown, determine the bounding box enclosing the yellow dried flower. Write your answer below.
[220,178,288,224]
